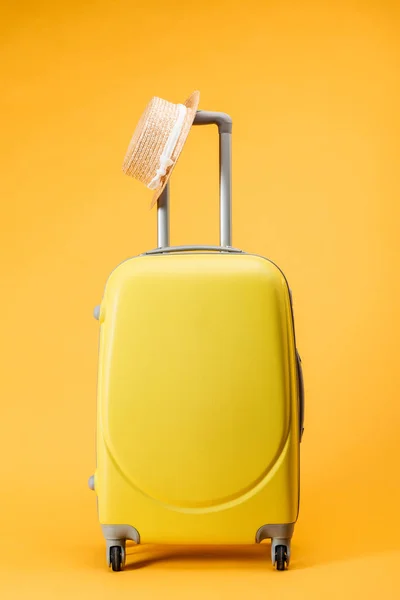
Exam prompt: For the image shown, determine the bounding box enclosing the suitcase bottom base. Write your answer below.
[101,522,295,572]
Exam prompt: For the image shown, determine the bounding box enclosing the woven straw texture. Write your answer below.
[122,91,200,207]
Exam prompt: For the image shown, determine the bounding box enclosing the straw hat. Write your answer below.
[122,91,200,208]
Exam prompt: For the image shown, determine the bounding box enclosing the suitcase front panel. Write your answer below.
[97,253,297,516]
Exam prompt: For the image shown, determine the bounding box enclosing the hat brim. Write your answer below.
[149,91,200,208]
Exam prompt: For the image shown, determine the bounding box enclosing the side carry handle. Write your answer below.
[296,351,305,442]
[157,110,233,249]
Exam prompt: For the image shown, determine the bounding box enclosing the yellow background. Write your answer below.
[1,0,400,597]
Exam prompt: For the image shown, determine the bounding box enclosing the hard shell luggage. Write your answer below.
[89,110,304,572]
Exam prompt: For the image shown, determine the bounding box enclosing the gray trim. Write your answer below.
[88,475,95,491]
[193,110,232,134]
[256,523,295,566]
[255,523,295,543]
[157,184,170,248]
[101,525,140,567]
[143,245,243,255]
[93,305,100,320]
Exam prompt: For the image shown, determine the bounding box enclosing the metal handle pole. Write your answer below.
[157,184,170,248]
[156,110,233,248]
[219,132,232,247]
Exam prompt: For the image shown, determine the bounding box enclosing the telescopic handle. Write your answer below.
[157,110,233,248]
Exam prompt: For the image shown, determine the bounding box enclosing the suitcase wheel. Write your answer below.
[109,546,123,572]
[274,545,288,571]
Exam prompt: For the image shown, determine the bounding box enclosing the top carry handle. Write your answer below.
[157,110,233,249]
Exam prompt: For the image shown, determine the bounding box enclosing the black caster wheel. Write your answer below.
[110,546,123,572]
[275,545,288,571]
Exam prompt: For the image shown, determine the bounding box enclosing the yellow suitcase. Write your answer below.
[89,111,304,571]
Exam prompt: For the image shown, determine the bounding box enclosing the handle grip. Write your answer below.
[157,110,232,248]
[193,110,232,134]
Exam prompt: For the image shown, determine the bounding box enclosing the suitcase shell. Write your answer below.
[90,109,303,570]
[94,252,300,543]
